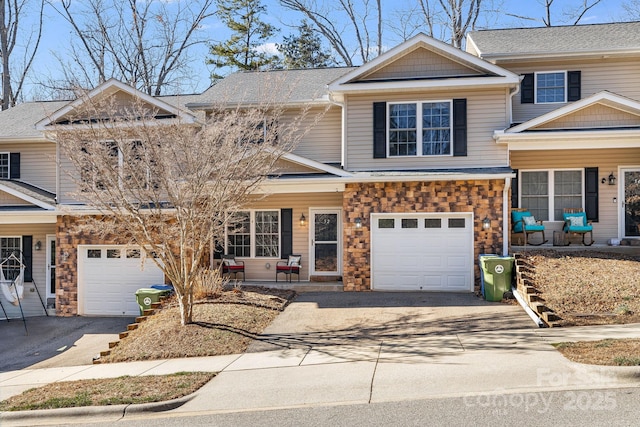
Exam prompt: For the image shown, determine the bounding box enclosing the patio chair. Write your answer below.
[511,208,548,246]
[563,208,594,246]
[221,254,245,280]
[276,254,301,282]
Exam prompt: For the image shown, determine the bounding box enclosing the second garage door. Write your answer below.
[371,213,474,291]
[78,245,165,316]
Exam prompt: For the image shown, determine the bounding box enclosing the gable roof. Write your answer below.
[187,68,355,108]
[0,180,56,209]
[329,33,520,95]
[494,91,640,149]
[468,21,640,62]
[0,101,68,141]
[35,78,198,130]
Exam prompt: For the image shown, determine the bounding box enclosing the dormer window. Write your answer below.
[535,71,566,104]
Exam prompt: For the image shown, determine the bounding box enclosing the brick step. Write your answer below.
[100,350,111,357]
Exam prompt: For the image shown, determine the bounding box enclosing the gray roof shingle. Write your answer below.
[0,101,68,139]
[468,21,640,58]
[188,67,356,106]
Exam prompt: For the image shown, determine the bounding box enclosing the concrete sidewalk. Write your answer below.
[1,323,639,425]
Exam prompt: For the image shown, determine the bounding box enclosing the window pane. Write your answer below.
[0,153,9,179]
[554,170,582,220]
[87,249,102,259]
[424,218,442,228]
[255,210,279,257]
[389,104,417,157]
[401,218,418,228]
[378,218,395,228]
[227,212,251,257]
[448,218,466,228]
[107,249,121,259]
[536,72,565,103]
[422,102,451,156]
[1,237,21,280]
[521,171,549,220]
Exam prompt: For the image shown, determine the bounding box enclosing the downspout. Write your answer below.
[508,80,521,126]
[328,93,346,169]
[503,176,511,256]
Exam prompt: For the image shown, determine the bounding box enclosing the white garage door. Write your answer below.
[371,213,474,291]
[79,245,165,316]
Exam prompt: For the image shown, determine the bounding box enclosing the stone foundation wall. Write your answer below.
[342,180,505,291]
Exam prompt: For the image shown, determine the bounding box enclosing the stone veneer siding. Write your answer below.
[342,180,505,292]
[56,215,131,316]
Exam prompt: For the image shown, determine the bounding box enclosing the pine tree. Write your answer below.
[207,0,280,80]
[278,21,334,69]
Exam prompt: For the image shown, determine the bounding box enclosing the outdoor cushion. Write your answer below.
[523,216,537,226]
[563,212,592,232]
[288,255,301,267]
[511,210,531,233]
[277,264,299,271]
[223,258,237,266]
[226,265,244,271]
[523,224,545,232]
[569,216,584,227]
[566,225,593,233]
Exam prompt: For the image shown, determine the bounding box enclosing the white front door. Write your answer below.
[310,209,342,276]
[45,235,56,300]
[621,168,640,238]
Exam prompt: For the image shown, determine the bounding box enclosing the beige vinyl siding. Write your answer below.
[275,159,325,174]
[511,148,640,243]
[0,191,31,205]
[58,154,80,204]
[508,58,640,124]
[226,192,342,281]
[0,223,55,318]
[363,47,484,80]
[0,142,56,193]
[290,106,341,164]
[345,88,510,171]
[533,104,640,130]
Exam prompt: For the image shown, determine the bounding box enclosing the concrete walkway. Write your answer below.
[1,293,640,424]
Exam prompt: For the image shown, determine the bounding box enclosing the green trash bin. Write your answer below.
[135,288,169,315]
[480,256,515,302]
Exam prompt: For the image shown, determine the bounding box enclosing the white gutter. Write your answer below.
[513,286,546,328]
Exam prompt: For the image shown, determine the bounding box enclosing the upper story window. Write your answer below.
[227,210,280,258]
[535,71,566,104]
[0,153,8,179]
[388,101,452,157]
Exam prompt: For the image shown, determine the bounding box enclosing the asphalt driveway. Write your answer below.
[247,291,534,353]
[0,316,133,372]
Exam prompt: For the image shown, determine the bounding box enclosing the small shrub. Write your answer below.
[613,356,640,366]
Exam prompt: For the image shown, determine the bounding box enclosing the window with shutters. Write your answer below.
[520,169,583,221]
[0,153,9,179]
[388,101,452,157]
[226,210,280,258]
[535,71,566,104]
[0,237,22,281]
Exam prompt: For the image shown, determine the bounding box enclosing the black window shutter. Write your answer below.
[453,98,467,157]
[373,102,387,159]
[585,167,599,222]
[9,153,20,179]
[521,73,534,104]
[567,71,581,102]
[511,169,519,208]
[22,236,33,282]
[281,208,293,258]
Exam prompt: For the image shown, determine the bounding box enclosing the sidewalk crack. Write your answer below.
[368,341,383,404]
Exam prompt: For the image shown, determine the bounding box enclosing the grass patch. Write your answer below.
[0,372,215,411]
[554,338,640,366]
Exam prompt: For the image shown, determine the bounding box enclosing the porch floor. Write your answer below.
[227,280,344,292]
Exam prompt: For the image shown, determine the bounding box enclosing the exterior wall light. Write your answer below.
[300,213,306,226]
[35,240,42,251]
[354,217,362,229]
[482,216,491,231]
[602,172,616,185]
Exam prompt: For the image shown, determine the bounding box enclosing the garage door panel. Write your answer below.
[79,245,165,316]
[372,214,473,292]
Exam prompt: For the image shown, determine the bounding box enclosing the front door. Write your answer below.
[310,209,341,276]
[622,169,640,238]
[45,235,56,300]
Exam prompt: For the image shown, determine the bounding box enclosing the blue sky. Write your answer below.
[25,0,632,97]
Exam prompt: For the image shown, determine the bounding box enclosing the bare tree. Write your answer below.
[280,0,383,66]
[622,0,640,19]
[505,0,603,26]
[418,0,483,48]
[51,81,317,325]
[45,0,215,97]
[0,0,44,109]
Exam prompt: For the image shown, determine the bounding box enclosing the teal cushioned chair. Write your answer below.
[511,209,548,246]
[562,209,594,246]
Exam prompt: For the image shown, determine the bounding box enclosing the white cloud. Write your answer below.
[255,42,281,56]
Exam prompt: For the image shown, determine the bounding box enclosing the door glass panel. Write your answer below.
[378,218,395,228]
[624,171,640,237]
[49,239,56,295]
[314,214,337,241]
[314,243,337,272]
[401,218,418,228]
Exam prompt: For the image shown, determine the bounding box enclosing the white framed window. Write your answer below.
[535,71,567,104]
[226,210,280,258]
[0,237,22,280]
[520,169,583,221]
[0,152,9,179]
[388,101,452,157]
